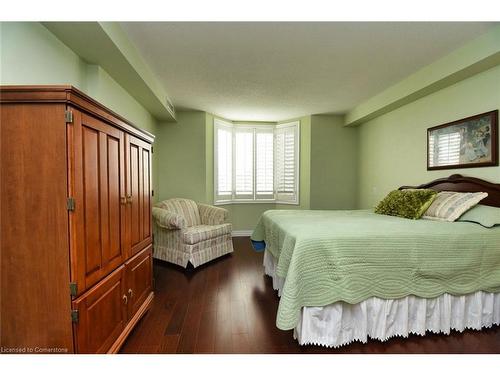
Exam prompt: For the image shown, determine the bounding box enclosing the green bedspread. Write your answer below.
[251,209,500,330]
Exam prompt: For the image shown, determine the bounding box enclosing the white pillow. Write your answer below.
[422,191,488,222]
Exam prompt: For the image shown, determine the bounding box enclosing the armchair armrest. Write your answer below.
[198,203,229,225]
[152,207,187,229]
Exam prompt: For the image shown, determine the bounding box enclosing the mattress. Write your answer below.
[251,209,500,330]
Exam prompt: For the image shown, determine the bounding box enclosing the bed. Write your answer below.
[250,174,500,347]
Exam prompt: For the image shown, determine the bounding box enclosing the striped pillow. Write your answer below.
[422,191,488,222]
[155,198,201,227]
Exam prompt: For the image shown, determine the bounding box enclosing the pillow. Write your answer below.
[456,204,500,228]
[374,189,437,219]
[152,207,187,229]
[422,191,488,222]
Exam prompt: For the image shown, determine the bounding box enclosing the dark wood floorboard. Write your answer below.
[120,237,500,354]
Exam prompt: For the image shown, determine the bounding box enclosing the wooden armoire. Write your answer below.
[1,86,154,353]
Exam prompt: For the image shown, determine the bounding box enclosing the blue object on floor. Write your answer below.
[251,239,266,252]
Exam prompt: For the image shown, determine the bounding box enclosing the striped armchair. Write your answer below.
[152,198,234,268]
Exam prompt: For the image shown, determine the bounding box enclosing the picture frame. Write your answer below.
[427,110,498,170]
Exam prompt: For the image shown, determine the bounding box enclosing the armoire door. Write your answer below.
[125,245,153,319]
[69,109,127,293]
[125,134,152,257]
[72,266,128,353]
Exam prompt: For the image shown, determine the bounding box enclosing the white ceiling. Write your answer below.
[121,22,495,121]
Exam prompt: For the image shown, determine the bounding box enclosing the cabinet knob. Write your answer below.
[122,294,128,304]
[120,196,127,205]
[126,195,133,204]
[128,288,134,298]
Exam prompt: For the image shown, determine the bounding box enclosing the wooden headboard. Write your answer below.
[399,174,500,208]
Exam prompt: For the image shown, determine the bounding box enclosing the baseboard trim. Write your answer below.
[232,230,253,237]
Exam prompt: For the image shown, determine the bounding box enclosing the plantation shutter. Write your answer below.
[255,127,274,200]
[215,119,233,202]
[234,127,254,199]
[275,121,299,204]
[214,119,299,204]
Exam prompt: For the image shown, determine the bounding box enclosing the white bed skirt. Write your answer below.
[263,250,500,348]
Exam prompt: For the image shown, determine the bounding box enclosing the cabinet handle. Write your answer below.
[128,288,134,298]
[122,294,128,304]
[126,195,133,204]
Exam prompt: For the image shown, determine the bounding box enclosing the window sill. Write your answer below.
[214,199,299,206]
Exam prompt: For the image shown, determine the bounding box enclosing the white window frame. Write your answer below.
[254,126,276,201]
[233,124,259,201]
[214,119,234,204]
[214,119,300,205]
[274,121,300,205]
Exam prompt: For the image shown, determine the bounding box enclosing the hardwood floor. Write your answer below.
[120,237,500,354]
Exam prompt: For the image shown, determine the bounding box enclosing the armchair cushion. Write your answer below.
[152,207,187,229]
[155,198,201,227]
[198,203,229,225]
[183,223,232,245]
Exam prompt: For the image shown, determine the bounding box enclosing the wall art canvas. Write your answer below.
[427,110,498,170]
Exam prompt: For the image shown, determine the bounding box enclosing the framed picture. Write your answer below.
[427,110,498,170]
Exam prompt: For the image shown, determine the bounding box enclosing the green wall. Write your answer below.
[0,22,159,198]
[1,22,86,88]
[310,115,358,210]
[357,64,500,209]
[83,64,157,134]
[205,113,215,203]
[156,111,208,203]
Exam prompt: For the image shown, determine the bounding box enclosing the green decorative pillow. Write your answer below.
[456,204,500,228]
[375,189,437,219]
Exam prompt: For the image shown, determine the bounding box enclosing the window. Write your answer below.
[255,129,274,199]
[275,122,299,203]
[214,119,299,204]
[234,127,254,199]
[215,121,232,199]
